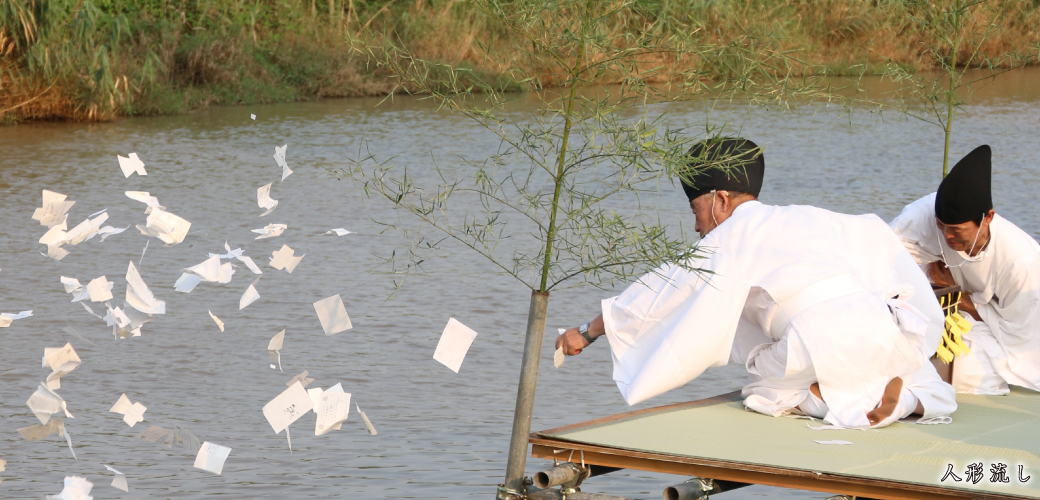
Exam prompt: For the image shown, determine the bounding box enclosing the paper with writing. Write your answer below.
[262,382,313,434]
[433,318,478,373]
[86,276,114,302]
[33,190,76,227]
[313,294,352,336]
[137,208,190,245]
[194,442,232,475]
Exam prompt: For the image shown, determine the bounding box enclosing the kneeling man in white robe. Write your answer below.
[890,145,1040,395]
[558,138,956,428]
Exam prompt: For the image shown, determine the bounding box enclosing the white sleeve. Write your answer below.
[889,193,942,266]
[602,255,750,406]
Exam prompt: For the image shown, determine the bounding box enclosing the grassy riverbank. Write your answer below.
[1,0,1038,122]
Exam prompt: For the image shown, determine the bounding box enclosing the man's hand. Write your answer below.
[556,328,590,356]
[959,292,981,321]
[927,261,956,288]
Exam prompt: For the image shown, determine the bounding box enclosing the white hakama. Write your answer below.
[602,201,956,428]
[891,193,1040,394]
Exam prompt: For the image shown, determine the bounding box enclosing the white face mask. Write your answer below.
[937,219,987,267]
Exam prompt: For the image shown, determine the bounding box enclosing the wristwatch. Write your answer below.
[578,322,596,344]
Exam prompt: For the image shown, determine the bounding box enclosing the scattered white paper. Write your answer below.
[194,442,232,475]
[357,403,378,435]
[209,310,225,332]
[286,370,315,388]
[125,191,164,214]
[27,383,71,425]
[18,417,65,441]
[47,475,93,500]
[33,190,76,227]
[125,261,166,315]
[257,183,279,216]
[323,228,353,236]
[270,244,303,273]
[314,390,351,436]
[136,425,175,446]
[213,241,263,274]
[94,225,128,242]
[86,276,114,302]
[268,330,285,372]
[183,255,235,283]
[44,244,70,261]
[433,318,478,373]
[63,211,109,245]
[250,113,256,120]
[137,208,191,245]
[103,465,128,492]
[174,273,202,293]
[81,302,104,320]
[117,152,147,177]
[240,282,260,310]
[814,440,853,445]
[554,347,565,368]
[252,223,287,240]
[39,216,69,246]
[313,294,352,336]
[0,310,32,328]
[109,393,147,427]
[262,382,313,434]
[273,144,292,181]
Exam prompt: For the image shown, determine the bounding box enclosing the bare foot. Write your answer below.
[866,377,904,426]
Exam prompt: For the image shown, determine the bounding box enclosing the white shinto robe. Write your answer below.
[890,193,1040,394]
[602,201,956,428]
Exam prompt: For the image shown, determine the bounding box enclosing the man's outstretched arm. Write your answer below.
[556,315,605,355]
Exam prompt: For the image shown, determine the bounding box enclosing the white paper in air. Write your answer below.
[194,441,232,475]
[313,294,352,336]
[262,382,313,434]
[433,318,478,373]
[117,152,147,177]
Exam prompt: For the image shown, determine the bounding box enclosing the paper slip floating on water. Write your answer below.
[313,294,352,336]
[117,152,147,177]
[433,318,478,373]
[194,442,232,475]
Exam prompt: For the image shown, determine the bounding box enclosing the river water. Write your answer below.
[0,69,1037,499]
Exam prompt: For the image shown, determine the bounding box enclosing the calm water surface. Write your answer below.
[0,69,1037,499]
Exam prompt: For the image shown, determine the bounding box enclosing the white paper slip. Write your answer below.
[125,191,163,213]
[262,382,314,434]
[268,330,285,371]
[554,347,565,368]
[252,223,287,240]
[18,417,65,441]
[194,442,232,475]
[315,391,352,436]
[257,183,279,216]
[250,113,256,120]
[86,275,114,302]
[110,393,133,414]
[270,244,303,273]
[103,464,128,492]
[313,294,352,336]
[433,318,478,373]
[47,475,93,500]
[126,261,165,315]
[273,144,293,181]
[33,190,76,227]
[137,208,191,245]
[813,440,853,445]
[44,343,81,371]
[285,370,314,388]
[117,152,147,177]
[123,402,147,427]
[209,310,225,332]
[357,403,378,435]
[324,228,353,236]
[0,310,32,328]
[239,283,260,310]
[27,382,71,425]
